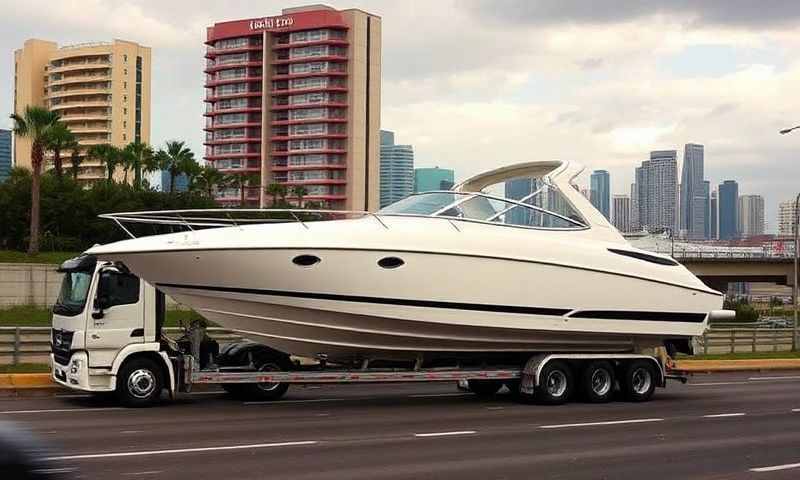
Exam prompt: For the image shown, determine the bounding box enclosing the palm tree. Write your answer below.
[87,144,121,183]
[265,182,287,207]
[10,106,60,255]
[292,185,308,208]
[195,165,227,198]
[69,146,83,181]
[182,158,202,192]
[157,140,195,193]
[44,121,77,179]
[122,141,155,190]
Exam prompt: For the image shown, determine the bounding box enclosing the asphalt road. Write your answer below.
[3,371,800,480]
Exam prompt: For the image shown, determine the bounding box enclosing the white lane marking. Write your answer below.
[486,406,505,410]
[45,440,318,461]
[540,418,664,429]
[750,462,800,473]
[414,431,476,438]
[123,471,163,476]
[703,413,746,418]
[244,397,352,405]
[120,430,143,434]
[748,375,800,381]
[187,391,226,395]
[54,394,91,398]
[0,407,122,414]
[690,381,748,386]
[792,408,800,413]
[408,393,471,398]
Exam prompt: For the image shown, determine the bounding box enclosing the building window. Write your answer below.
[123,54,128,63]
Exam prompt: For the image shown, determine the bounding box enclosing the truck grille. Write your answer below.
[51,329,74,366]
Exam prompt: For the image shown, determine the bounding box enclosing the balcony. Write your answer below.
[205,44,263,58]
[49,74,111,86]
[271,101,347,111]
[50,98,112,110]
[205,76,262,88]
[48,60,111,74]
[272,54,347,66]
[272,39,349,50]
[204,136,261,146]
[48,87,111,99]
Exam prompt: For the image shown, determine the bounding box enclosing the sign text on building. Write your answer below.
[249,16,294,31]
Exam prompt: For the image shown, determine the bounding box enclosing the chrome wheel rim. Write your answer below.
[631,368,652,395]
[257,363,282,392]
[591,368,612,397]
[545,370,568,397]
[128,369,156,399]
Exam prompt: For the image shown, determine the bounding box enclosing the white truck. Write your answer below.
[51,255,686,407]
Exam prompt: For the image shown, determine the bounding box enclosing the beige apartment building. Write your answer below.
[205,5,381,210]
[13,39,151,182]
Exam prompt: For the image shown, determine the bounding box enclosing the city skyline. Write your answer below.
[1,1,799,227]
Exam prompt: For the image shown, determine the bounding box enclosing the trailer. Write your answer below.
[51,256,683,407]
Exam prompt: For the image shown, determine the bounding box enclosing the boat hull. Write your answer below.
[102,247,720,363]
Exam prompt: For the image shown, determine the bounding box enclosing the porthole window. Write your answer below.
[377,257,404,269]
[292,254,320,267]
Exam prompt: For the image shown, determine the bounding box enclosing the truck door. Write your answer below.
[85,268,145,367]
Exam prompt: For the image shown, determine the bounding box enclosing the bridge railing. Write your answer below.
[698,328,795,355]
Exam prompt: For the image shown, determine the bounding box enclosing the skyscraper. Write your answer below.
[0,129,10,183]
[204,6,382,210]
[414,167,454,193]
[589,170,610,220]
[718,180,739,240]
[634,151,678,233]
[629,183,639,231]
[679,143,706,239]
[14,38,151,182]
[505,177,534,226]
[612,194,631,232]
[709,189,718,240]
[379,130,414,208]
[702,180,710,239]
[778,200,799,236]
[738,194,765,238]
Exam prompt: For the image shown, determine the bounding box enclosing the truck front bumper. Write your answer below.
[51,352,115,392]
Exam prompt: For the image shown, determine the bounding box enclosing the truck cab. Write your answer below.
[51,255,170,400]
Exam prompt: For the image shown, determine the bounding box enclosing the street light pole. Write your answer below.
[781,125,800,350]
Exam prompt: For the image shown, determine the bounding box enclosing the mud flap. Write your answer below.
[520,354,549,396]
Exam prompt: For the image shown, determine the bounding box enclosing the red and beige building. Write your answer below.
[204,5,381,210]
[14,39,151,182]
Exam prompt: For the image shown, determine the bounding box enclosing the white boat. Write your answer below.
[87,161,726,365]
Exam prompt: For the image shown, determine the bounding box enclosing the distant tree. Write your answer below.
[69,146,83,181]
[265,182,287,207]
[157,140,195,193]
[182,158,202,191]
[9,106,60,255]
[87,144,121,183]
[122,141,156,190]
[45,122,78,179]
[292,185,308,208]
[195,165,227,198]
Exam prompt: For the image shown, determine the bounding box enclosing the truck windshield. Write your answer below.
[53,271,93,316]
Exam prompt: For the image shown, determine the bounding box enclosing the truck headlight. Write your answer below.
[70,359,83,374]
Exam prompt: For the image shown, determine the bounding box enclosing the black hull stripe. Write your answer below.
[157,283,707,323]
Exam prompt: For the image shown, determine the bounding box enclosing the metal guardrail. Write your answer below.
[699,328,795,355]
[0,327,245,366]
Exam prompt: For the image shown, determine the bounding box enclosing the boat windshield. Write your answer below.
[379,187,587,229]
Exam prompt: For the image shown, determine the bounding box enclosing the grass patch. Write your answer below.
[0,250,80,265]
[681,351,800,361]
[0,305,213,328]
[0,363,51,373]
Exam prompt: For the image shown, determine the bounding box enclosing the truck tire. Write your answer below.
[580,360,615,403]
[116,357,163,407]
[536,360,573,405]
[467,379,503,398]
[621,360,657,402]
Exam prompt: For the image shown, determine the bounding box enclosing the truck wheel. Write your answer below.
[621,360,657,402]
[240,361,290,401]
[581,360,615,403]
[537,360,573,405]
[116,357,163,407]
[467,379,503,398]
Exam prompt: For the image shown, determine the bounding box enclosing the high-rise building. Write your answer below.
[738,194,765,238]
[14,38,151,182]
[589,170,610,220]
[612,194,631,232]
[160,170,189,193]
[414,167,454,193]
[709,189,718,240]
[504,178,534,225]
[718,180,739,240]
[204,6,382,210]
[0,129,11,183]
[679,143,706,239]
[379,130,413,208]
[630,183,639,231]
[778,200,799,236]
[702,180,710,239]
[634,151,678,233]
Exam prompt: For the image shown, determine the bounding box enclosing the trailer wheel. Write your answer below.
[621,360,657,402]
[536,360,573,405]
[580,360,615,403]
[467,379,503,398]
[239,361,290,401]
[116,357,163,407]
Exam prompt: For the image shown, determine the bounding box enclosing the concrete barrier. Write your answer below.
[0,263,62,307]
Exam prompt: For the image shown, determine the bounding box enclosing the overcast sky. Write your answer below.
[2,0,799,230]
